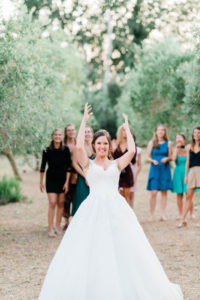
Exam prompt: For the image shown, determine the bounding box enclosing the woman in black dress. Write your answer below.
[113,125,136,207]
[178,126,200,228]
[40,129,72,237]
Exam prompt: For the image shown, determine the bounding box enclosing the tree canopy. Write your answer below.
[0,8,84,176]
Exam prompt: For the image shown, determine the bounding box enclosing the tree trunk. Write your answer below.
[102,9,113,93]
[35,153,40,171]
[2,150,22,180]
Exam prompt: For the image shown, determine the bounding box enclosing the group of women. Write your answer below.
[146,124,200,228]
[40,120,200,237]
[38,105,184,300]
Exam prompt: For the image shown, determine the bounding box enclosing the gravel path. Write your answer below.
[0,156,200,299]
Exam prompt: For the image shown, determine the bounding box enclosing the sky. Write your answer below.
[0,0,16,19]
[0,0,183,20]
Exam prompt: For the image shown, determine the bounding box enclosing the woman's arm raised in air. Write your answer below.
[72,148,86,178]
[116,114,136,171]
[76,103,93,170]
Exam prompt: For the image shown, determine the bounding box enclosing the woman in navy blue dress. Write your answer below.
[147,124,173,221]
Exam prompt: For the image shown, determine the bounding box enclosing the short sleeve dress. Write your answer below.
[40,146,72,194]
[147,141,172,191]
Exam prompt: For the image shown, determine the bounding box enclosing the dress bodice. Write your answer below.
[86,160,119,195]
[189,150,200,168]
[152,141,169,164]
[175,155,187,167]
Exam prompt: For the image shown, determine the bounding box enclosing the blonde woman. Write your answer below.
[63,124,77,229]
[130,134,142,208]
[113,125,136,206]
[71,126,94,216]
[147,124,173,221]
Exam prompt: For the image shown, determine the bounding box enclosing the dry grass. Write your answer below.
[0,154,200,300]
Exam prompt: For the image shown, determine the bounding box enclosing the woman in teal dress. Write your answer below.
[71,126,94,216]
[172,133,196,219]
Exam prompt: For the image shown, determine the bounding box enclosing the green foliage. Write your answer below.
[85,80,121,137]
[117,37,192,145]
[0,176,22,205]
[0,8,84,157]
[24,0,163,83]
[179,27,200,135]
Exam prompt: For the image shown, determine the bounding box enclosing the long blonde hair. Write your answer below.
[152,124,168,149]
[116,125,133,146]
[64,123,76,145]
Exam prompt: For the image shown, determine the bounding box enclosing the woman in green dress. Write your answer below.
[172,133,195,219]
[71,126,94,216]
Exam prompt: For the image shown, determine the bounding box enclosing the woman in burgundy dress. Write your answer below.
[114,125,136,206]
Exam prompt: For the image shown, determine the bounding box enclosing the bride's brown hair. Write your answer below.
[92,130,113,159]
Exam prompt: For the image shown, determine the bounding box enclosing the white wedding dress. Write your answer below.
[38,160,183,300]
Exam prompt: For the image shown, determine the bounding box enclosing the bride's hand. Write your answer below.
[122,113,129,128]
[83,103,93,122]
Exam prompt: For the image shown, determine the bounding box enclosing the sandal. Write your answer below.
[48,230,56,238]
[160,216,167,222]
[55,227,62,235]
[177,221,187,228]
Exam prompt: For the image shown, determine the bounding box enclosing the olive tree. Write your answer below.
[0,9,84,178]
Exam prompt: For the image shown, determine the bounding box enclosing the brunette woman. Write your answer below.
[40,129,71,237]
[63,124,77,229]
[172,133,194,219]
[130,134,142,208]
[113,125,136,206]
[178,127,200,228]
[71,126,94,216]
[147,124,173,221]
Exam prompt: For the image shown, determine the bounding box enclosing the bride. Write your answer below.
[38,104,183,300]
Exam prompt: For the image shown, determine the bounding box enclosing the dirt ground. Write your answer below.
[0,155,200,300]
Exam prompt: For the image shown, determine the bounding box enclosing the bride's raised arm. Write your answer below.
[116,114,136,171]
[76,103,93,170]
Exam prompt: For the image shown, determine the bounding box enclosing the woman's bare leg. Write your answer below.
[182,188,195,222]
[189,199,195,219]
[47,193,57,231]
[56,193,65,229]
[160,191,167,220]
[130,191,134,209]
[149,190,157,219]
[123,187,132,207]
[177,193,183,218]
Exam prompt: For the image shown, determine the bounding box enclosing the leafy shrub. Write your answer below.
[0,176,22,205]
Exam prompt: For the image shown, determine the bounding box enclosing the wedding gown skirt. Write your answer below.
[38,160,183,300]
